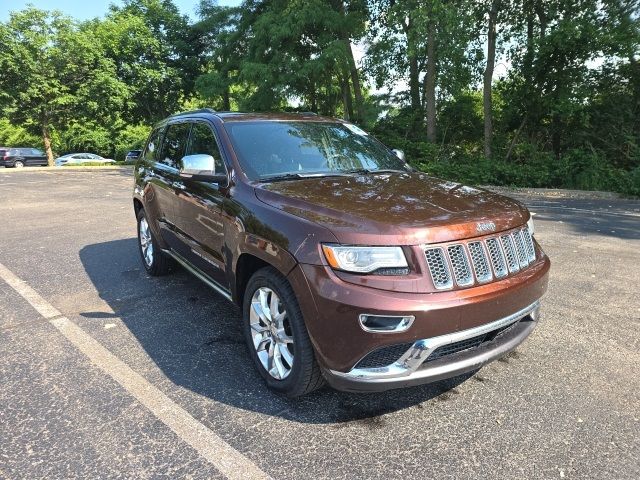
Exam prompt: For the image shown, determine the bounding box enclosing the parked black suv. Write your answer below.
[125,150,142,163]
[1,148,48,168]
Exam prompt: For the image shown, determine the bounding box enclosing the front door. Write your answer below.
[29,149,47,165]
[172,121,229,288]
[151,122,191,251]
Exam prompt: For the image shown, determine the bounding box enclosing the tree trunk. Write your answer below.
[340,72,353,120]
[42,124,54,166]
[483,1,499,158]
[425,18,437,143]
[506,116,526,162]
[408,52,421,111]
[310,80,318,113]
[524,1,534,75]
[221,69,231,110]
[535,2,547,39]
[343,39,365,123]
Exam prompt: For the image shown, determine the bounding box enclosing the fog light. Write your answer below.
[359,314,414,333]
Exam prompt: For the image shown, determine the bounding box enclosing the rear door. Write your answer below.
[171,121,230,287]
[151,122,192,251]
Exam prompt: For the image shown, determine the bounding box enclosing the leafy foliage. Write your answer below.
[0,0,638,195]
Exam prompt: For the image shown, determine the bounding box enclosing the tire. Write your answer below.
[243,267,325,397]
[136,208,172,276]
[13,160,24,168]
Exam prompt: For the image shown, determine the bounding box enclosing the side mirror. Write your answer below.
[179,154,227,184]
[392,149,406,162]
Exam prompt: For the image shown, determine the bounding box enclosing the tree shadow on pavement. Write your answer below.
[516,197,640,240]
[79,238,473,425]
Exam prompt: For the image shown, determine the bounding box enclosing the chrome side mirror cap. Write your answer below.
[180,154,215,176]
[392,149,405,162]
[179,154,227,184]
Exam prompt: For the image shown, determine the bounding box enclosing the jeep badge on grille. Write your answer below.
[476,221,496,233]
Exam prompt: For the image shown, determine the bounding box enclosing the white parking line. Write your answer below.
[0,262,271,480]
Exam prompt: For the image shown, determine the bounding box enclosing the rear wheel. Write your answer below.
[14,160,24,168]
[243,267,325,397]
[136,209,172,276]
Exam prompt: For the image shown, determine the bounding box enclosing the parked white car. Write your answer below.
[55,153,116,166]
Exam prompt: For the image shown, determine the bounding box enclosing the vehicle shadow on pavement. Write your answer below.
[79,238,473,425]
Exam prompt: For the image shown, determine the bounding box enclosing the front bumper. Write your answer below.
[322,300,540,393]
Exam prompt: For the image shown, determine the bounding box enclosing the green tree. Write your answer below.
[0,8,129,164]
[366,0,481,140]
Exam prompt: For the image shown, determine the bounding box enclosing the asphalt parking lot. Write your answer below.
[1,167,638,479]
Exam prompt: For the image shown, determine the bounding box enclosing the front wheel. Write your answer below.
[136,209,172,276]
[242,267,325,397]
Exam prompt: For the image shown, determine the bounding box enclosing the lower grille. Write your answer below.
[427,336,486,362]
[426,319,520,363]
[354,342,414,369]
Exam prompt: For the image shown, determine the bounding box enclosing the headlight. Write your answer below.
[527,216,535,235]
[321,244,408,274]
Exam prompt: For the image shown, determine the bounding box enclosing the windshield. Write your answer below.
[224,121,410,181]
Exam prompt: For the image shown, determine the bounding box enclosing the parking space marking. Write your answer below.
[0,261,271,480]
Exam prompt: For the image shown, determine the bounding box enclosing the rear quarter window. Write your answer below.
[158,122,191,169]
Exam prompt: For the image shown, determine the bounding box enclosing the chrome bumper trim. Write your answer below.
[327,300,540,384]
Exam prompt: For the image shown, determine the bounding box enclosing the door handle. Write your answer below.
[172,181,186,190]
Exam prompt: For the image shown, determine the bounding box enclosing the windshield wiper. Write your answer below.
[260,172,353,182]
[344,168,408,175]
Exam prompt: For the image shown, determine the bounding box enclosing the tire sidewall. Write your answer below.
[242,270,308,394]
[137,210,156,274]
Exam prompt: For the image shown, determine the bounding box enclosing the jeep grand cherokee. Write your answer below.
[133,109,550,396]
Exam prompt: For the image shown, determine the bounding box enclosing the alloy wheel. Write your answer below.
[249,287,294,380]
[139,217,154,267]
[14,161,24,168]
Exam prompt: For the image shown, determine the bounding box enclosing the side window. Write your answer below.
[186,122,226,173]
[142,128,163,162]
[159,123,191,169]
[31,149,44,156]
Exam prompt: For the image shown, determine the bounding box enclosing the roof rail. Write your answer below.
[170,108,216,118]
[299,111,318,115]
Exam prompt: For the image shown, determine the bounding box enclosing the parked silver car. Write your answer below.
[55,153,115,166]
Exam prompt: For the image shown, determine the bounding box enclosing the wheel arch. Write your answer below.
[232,240,298,307]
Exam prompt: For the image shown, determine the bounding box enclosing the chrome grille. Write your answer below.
[447,244,473,287]
[424,226,537,290]
[512,230,529,267]
[468,241,493,283]
[521,229,536,262]
[501,235,520,273]
[486,238,508,278]
[424,247,453,289]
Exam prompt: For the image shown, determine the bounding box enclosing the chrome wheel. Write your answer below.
[250,287,294,380]
[139,217,154,267]
[14,161,24,168]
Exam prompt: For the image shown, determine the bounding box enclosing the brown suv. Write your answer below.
[133,109,550,396]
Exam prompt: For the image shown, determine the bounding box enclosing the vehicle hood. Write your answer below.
[254,172,529,245]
